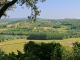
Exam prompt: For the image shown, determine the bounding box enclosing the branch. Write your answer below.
[0,0,18,18]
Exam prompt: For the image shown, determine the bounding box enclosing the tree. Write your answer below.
[0,0,46,21]
[24,41,63,60]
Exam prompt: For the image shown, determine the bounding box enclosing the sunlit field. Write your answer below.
[0,38,80,53]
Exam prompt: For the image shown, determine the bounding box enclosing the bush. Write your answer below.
[73,42,80,60]
[53,25,61,28]
[24,41,63,60]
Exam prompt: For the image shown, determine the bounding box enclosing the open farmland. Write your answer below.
[0,38,80,53]
[0,19,80,54]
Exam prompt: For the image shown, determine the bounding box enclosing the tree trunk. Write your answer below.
[0,0,18,18]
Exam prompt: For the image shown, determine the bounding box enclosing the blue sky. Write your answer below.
[6,0,80,19]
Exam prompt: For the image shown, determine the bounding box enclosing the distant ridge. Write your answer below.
[0,18,80,21]
[0,18,28,21]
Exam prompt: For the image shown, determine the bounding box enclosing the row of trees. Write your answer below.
[0,25,7,28]
[65,30,80,38]
[0,35,25,42]
[1,29,80,40]
[27,31,80,40]
[0,35,14,42]
[61,20,80,30]
[0,41,80,60]
[0,28,33,35]
[27,32,65,40]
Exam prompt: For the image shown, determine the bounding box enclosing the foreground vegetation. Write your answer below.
[0,38,80,53]
[0,41,80,60]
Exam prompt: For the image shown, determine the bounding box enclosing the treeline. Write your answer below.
[61,20,80,30]
[1,29,80,40]
[27,31,80,40]
[0,41,80,60]
[27,32,65,40]
[0,28,33,35]
[0,25,7,28]
[8,20,27,24]
[0,35,14,42]
[65,30,80,38]
[0,35,25,42]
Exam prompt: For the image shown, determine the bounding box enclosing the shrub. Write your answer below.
[24,41,63,60]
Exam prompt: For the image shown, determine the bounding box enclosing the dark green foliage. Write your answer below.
[66,30,79,38]
[61,19,80,30]
[47,32,65,40]
[23,41,80,60]
[0,35,15,42]
[27,32,65,40]
[27,32,47,40]
[0,28,32,35]
[72,42,80,60]
[62,48,73,60]
[0,50,18,60]
[1,41,80,60]
[0,41,63,60]
[0,25,7,28]
[62,42,80,60]
[0,49,5,60]
[24,41,62,60]
[53,25,61,28]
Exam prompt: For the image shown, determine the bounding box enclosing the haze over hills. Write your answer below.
[0,18,28,21]
[0,18,80,22]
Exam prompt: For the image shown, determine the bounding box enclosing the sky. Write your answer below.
[6,0,80,19]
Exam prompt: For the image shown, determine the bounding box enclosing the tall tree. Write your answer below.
[0,0,46,21]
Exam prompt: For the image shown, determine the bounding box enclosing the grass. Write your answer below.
[0,38,80,54]
[0,28,8,32]
[56,25,68,32]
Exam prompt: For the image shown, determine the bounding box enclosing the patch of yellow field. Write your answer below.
[7,25,13,28]
[42,27,52,30]
[0,38,80,53]
[0,28,8,32]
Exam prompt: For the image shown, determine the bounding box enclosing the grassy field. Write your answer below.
[0,38,80,53]
[0,28,8,32]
